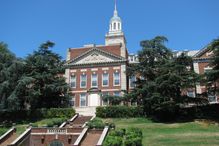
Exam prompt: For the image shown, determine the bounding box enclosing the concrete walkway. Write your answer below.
[75,107,96,116]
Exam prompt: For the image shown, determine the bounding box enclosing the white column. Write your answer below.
[121,64,127,91]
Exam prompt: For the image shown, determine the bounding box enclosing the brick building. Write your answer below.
[65,2,133,107]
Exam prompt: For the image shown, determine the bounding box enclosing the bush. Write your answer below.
[103,136,123,146]
[96,106,144,118]
[104,128,143,146]
[0,108,75,122]
[86,118,105,129]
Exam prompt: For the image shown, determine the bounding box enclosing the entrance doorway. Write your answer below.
[88,93,100,106]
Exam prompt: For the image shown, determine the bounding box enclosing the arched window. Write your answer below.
[118,23,120,30]
[114,22,116,30]
[50,140,64,146]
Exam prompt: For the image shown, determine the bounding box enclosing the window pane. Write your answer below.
[103,73,109,86]
[114,91,120,96]
[92,74,98,87]
[80,93,86,107]
[130,76,136,88]
[80,74,87,88]
[114,72,120,86]
[70,75,76,88]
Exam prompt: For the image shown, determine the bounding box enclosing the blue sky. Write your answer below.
[0,0,219,59]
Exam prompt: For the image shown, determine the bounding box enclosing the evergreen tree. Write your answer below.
[0,42,25,110]
[23,41,70,109]
[127,36,206,117]
[206,38,219,95]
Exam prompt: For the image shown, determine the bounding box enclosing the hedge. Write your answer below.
[0,108,75,123]
[103,128,143,146]
[96,106,144,118]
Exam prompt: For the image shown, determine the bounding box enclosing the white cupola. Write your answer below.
[109,0,122,34]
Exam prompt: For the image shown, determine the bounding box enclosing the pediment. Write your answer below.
[67,48,126,66]
[76,52,114,64]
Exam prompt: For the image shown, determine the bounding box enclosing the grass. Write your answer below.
[102,118,219,146]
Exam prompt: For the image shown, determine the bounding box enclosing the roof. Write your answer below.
[69,44,122,60]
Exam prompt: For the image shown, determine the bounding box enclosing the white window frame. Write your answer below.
[129,76,136,88]
[70,75,76,88]
[70,96,75,107]
[113,71,120,86]
[114,91,120,96]
[80,74,87,88]
[91,73,98,87]
[80,93,86,107]
[102,72,109,87]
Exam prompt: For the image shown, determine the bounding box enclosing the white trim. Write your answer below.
[73,128,89,146]
[91,68,98,71]
[102,89,120,92]
[193,62,200,74]
[80,69,87,72]
[72,90,87,93]
[70,70,77,73]
[102,72,109,87]
[0,127,15,141]
[11,128,31,145]
[113,67,120,70]
[97,127,109,146]
[102,67,109,71]
[31,133,80,135]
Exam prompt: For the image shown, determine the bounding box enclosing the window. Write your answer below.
[102,92,109,106]
[114,72,120,86]
[80,74,87,88]
[187,91,195,98]
[114,22,116,30]
[118,23,120,30]
[69,96,75,107]
[114,91,120,96]
[91,73,98,87]
[80,93,86,107]
[70,75,76,88]
[130,76,136,88]
[102,73,109,86]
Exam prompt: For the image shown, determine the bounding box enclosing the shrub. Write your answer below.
[104,128,143,146]
[96,106,144,118]
[103,136,123,146]
[86,118,105,129]
[0,108,75,122]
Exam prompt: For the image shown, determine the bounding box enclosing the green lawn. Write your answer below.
[102,118,219,146]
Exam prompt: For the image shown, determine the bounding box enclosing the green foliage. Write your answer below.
[96,106,144,118]
[103,136,123,146]
[86,118,105,129]
[0,41,70,111]
[104,128,143,146]
[0,108,75,122]
[206,38,219,95]
[126,36,204,121]
[102,95,124,105]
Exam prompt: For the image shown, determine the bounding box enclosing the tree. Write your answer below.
[206,38,219,96]
[22,41,70,109]
[127,36,206,118]
[0,42,25,110]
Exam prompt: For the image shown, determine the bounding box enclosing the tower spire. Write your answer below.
[114,0,118,16]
